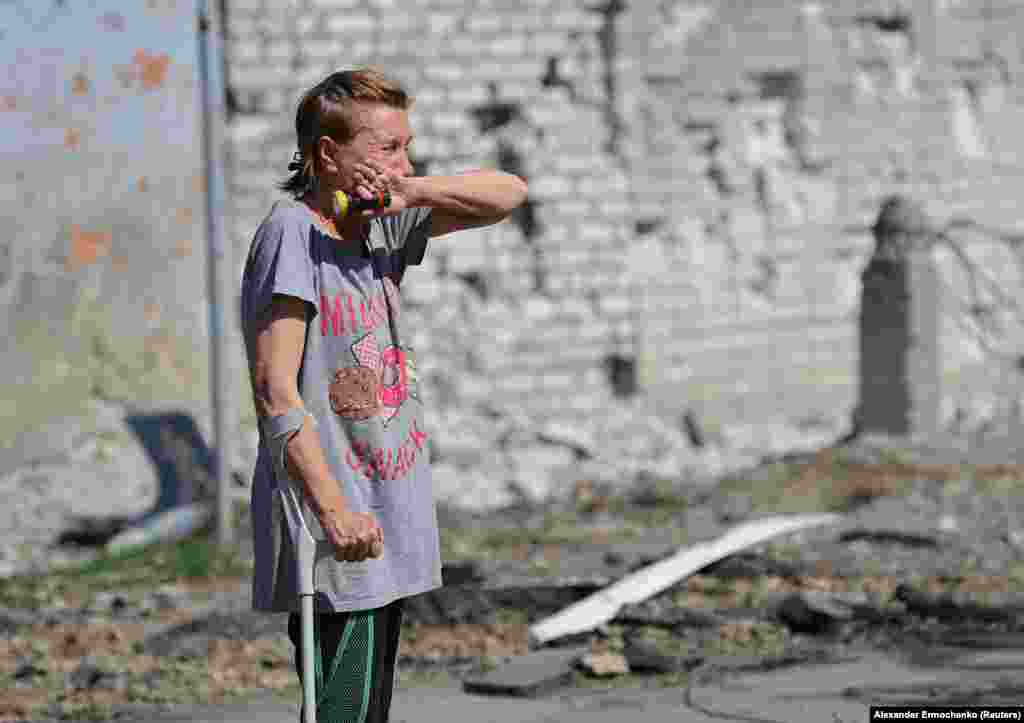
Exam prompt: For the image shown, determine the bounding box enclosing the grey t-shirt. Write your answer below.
[241,198,441,613]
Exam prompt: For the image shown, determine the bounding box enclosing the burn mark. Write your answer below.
[748,70,804,101]
[748,255,779,299]
[411,156,432,177]
[541,56,575,98]
[470,83,522,134]
[496,140,526,178]
[604,352,638,398]
[856,13,911,35]
[591,0,627,155]
[454,271,489,301]
[634,218,664,236]
[494,134,546,294]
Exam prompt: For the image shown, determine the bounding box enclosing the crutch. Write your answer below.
[280,483,333,723]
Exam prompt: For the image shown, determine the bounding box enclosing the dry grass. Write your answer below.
[0,605,296,722]
[721,448,1024,514]
[400,622,530,659]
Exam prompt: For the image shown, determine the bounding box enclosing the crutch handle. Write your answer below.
[279,484,333,596]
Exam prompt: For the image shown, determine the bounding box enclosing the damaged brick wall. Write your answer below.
[616,0,1024,430]
[224,0,1024,445]
[7,1,1024,489]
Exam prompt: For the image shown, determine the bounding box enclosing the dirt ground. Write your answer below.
[4,441,1024,722]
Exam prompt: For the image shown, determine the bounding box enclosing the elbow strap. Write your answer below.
[260,408,316,483]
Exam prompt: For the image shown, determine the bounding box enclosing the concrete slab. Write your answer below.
[690,651,1024,722]
[83,649,1024,723]
[105,686,726,723]
[461,645,587,697]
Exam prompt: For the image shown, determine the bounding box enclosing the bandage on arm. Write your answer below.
[261,407,317,484]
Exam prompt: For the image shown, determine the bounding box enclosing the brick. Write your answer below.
[486,81,532,102]
[578,223,616,244]
[446,84,491,107]
[442,35,483,58]
[542,371,578,390]
[500,373,538,395]
[599,293,632,316]
[530,176,574,200]
[261,87,292,114]
[424,63,468,83]
[377,12,420,32]
[231,64,294,89]
[547,199,593,219]
[597,199,631,218]
[486,35,528,57]
[430,111,474,134]
[227,16,259,41]
[230,0,266,10]
[577,173,629,197]
[524,103,572,128]
[265,41,294,64]
[231,39,264,65]
[326,14,376,34]
[302,37,344,60]
[540,223,571,244]
[465,13,505,34]
[530,31,573,56]
[550,155,601,175]
[294,13,320,35]
[549,9,594,31]
[470,59,545,82]
[312,0,362,8]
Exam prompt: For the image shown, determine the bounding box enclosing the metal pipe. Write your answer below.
[197,0,234,545]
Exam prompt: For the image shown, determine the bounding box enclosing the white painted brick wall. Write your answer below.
[311,0,362,8]
[220,0,1024,432]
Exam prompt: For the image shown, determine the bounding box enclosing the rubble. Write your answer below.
[772,591,859,635]
[528,513,842,645]
[3,428,1024,720]
[893,584,1024,626]
[577,650,630,677]
[622,636,700,674]
[461,645,587,698]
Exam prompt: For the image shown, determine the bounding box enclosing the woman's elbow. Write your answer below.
[253,374,302,418]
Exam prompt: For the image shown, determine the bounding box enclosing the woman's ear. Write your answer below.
[316,136,338,176]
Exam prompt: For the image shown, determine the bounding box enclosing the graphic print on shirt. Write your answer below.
[320,261,428,480]
[328,366,381,420]
[349,331,419,427]
[319,276,402,339]
[321,273,421,420]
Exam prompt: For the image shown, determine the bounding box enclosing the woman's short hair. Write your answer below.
[279,67,411,197]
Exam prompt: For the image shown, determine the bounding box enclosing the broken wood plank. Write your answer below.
[529,513,842,645]
[461,645,589,697]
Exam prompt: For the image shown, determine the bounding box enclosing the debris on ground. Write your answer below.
[528,513,842,645]
[576,650,630,677]
[3,438,1024,719]
[460,645,588,698]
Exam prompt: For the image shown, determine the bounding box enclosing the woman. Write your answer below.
[240,67,527,721]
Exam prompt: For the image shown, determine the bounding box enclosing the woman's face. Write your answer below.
[318,101,414,193]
